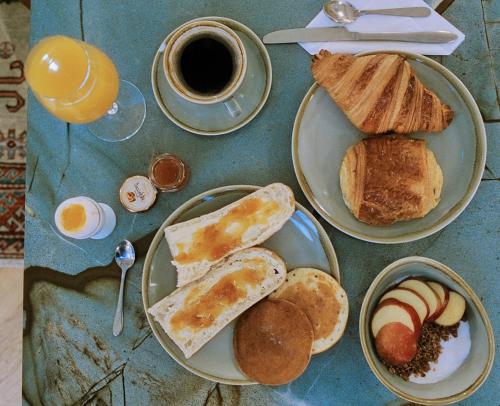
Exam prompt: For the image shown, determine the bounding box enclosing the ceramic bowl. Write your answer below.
[359,257,494,405]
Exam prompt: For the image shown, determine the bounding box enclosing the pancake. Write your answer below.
[270,268,349,354]
[233,299,313,385]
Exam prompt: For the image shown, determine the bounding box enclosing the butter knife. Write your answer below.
[263,28,458,44]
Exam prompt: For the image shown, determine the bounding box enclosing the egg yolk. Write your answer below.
[60,203,86,232]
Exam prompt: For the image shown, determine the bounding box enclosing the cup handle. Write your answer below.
[224,97,242,118]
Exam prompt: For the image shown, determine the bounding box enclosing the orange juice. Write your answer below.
[26,36,119,124]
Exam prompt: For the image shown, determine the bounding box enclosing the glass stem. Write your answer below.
[107,102,119,115]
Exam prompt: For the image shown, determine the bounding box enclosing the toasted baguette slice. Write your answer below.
[270,268,349,354]
[148,248,287,359]
[165,183,295,287]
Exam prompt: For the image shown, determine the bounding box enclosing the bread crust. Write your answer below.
[311,51,454,134]
[340,137,443,225]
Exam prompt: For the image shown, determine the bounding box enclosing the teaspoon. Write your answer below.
[324,0,431,24]
[113,240,136,336]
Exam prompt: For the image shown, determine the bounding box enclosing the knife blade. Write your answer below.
[263,28,458,44]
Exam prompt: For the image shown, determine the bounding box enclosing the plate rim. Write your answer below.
[150,16,272,136]
[142,184,340,385]
[292,50,487,244]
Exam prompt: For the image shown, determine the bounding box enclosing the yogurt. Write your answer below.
[410,321,471,384]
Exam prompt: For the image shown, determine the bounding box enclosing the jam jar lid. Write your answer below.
[119,175,157,212]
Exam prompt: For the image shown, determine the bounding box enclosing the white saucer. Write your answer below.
[151,17,272,136]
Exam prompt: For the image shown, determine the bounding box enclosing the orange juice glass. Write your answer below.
[26,35,145,141]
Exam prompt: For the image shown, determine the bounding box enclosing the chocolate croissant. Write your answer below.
[312,51,454,134]
[340,137,443,225]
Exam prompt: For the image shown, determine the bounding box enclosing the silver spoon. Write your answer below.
[323,0,431,24]
[113,240,135,336]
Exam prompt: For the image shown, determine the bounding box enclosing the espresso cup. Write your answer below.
[163,20,247,118]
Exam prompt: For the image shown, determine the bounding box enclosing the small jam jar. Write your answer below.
[119,153,190,213]
[148,153,189,192]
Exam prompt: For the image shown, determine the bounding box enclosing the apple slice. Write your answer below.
[371,298,421,338]
[435,291,466,326]
[375,322,417,365]
[427,281,450,319]
[380,288,429,323]
[399,278,441,320]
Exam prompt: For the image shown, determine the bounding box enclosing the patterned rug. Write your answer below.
[0,2,28,263]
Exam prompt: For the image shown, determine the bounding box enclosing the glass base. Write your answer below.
[88,79,146,142]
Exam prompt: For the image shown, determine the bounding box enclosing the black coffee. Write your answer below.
[179,37,234,95]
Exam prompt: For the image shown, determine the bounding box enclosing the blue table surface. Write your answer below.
[24,0,499,405]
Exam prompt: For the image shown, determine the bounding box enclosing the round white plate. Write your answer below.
[292,51,486,244]
[142,185,339,384]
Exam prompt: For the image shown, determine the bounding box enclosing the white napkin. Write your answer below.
[300,0,464,56]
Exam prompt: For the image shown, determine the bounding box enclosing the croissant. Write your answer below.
[312,51,454,134]
[340,137,443,225]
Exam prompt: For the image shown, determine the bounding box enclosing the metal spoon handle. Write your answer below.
[360,7,431,17]
[113,269,127,336]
